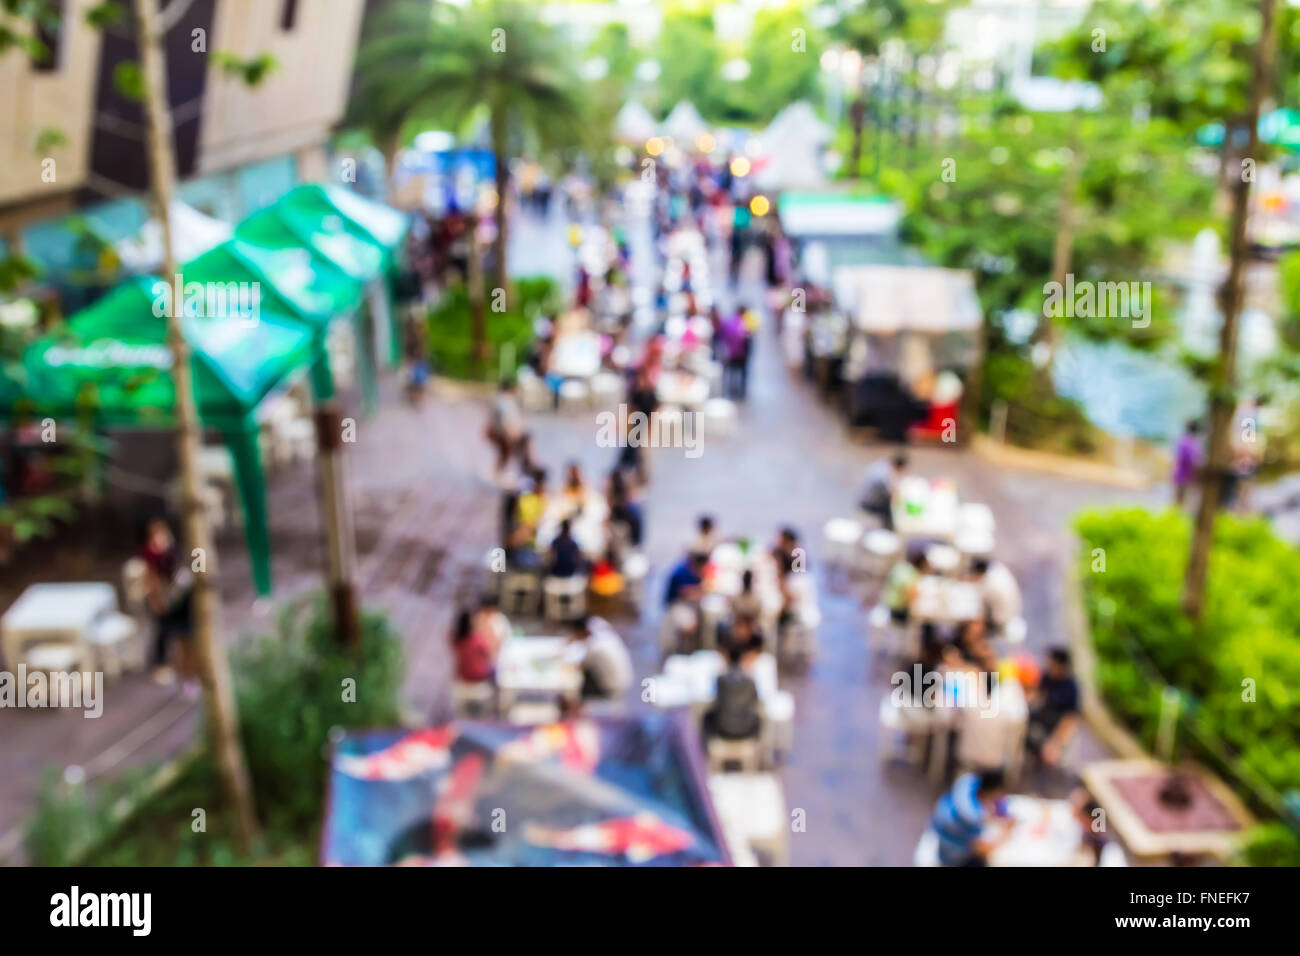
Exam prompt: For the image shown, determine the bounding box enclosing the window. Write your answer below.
[280,0,298,31]
[31,0,65,73]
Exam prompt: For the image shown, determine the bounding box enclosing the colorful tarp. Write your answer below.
[322,715,730,867]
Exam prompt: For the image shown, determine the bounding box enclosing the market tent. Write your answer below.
[753,102,832,192]
[761,101,831,150]
[115,200,232,273]
[182,237,378,411]
[321,714,730,867]
[615,101,659,144]
[4,275,316,594]
[241,200,399,371]
[778,190,903,239]
[275,184,411,367]
[663,100,709,146]
[832,264,982,335]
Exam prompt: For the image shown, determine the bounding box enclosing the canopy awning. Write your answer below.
[115,200,232,273]
[277,184,409,263]
[615,101,659,144]
[322,715,730,867]
[12,275,313,429]
[832,264,983,335]
[777,190,902,238]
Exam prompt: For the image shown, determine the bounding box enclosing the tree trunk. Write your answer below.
[491,108,509,295]
[467,217,488,368]
[1183,0,1277,624]
[1034,122,1083,385]
[135,0,259,849]
[848,96,865,179]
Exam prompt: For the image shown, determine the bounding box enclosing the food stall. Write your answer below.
[830,264,983,443]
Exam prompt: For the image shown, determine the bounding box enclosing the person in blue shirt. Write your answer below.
[662,552,707,654]
[927,768,1009,866]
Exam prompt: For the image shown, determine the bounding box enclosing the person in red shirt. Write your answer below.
[450,609,496,683]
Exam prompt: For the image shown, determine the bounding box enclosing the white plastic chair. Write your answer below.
[621,552,649,612]
[452,680,497,718]
[860,528,901,578]
[958,502,996,536]
[557,379,591,412]
[590,371,625,407]
[86,612,145,678]
[822,517,864,576]
[703,397,738,437]
[707,735,763,773]
[542,575,588,623]
[501,571,541,617]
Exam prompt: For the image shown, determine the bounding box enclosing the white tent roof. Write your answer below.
[832,265,982,334]
[615,101,659,144]
[754,143,828,191]
[117,201,232,271]
[663,100,708,144]
[762,101,831,148]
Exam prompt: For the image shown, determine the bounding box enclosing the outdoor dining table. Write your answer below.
[1,581,118,671]
[910,576,982,626]
[494,636,581,712]
[893,475,960,541]
[987,795,1091,867]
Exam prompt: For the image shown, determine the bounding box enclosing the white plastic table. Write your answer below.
[495,636,581,710]
[988,796,1088,867]
[1,582,117,670]
[656,370,711,408]
[911,577,982,625]
[893,476,960,541]
[708,772,790,866]
[534,494,609,558]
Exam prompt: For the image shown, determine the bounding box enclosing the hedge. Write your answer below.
[1075,507,1300,864]
[426,275,562,382]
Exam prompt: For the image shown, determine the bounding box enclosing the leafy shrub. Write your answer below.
[47,597,404,865]
[1075,508,1300,861]
[232,598,405,831]
[426,275,560,381]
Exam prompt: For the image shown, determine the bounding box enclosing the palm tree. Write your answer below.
[350,0,588,356]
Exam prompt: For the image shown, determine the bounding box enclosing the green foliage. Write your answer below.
[112,60,143,103]
[24,767,153,866]
[1239,822,1300,866]
[1076,508,1300,861]
[425,275,558,381]
[72,599,405,865]
[231,598,405,832]
[210,51,279,87]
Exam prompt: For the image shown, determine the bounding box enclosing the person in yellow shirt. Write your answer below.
[515,469,550,539]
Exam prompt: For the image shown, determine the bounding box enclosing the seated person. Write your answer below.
[514,468,549,539]
[925,768,1010,867]
[771,526,803,632]
[969,557,1023,635]
[472,595,511,650]
[663,551,708,649]
[546,518,587,579]
[702,634,764,742]
[691,514,717,556]
[606,467,644,550]
[1027,647,1081,766]
[562,460,587,513]
[729,569,763,627]
[450,609,496,684]
[882,546,929,623]
[568,615,633,701]
[859,452,907,530]
[902,624,949,709]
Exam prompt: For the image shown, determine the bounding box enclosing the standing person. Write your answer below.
[485,379,524,482]
[140,518,196,694]
[968,557,1023,637]
[691,514,717,556]
[1171,420,1203,507]
[925,768,1010,867]
[858,452,908,530]
[720,308,749,399]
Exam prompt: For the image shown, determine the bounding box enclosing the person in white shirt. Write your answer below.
[568,615,633,701]
[690,514,717,557]
[970,558,1022,633]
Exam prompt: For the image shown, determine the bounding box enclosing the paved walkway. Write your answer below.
[0,211,1160,865]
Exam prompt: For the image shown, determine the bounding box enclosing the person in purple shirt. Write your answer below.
[1172,420,1203,506]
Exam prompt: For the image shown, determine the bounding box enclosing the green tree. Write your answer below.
[349,0,588,357]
